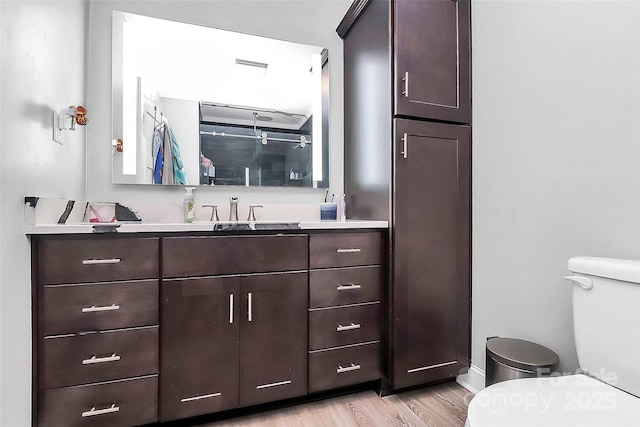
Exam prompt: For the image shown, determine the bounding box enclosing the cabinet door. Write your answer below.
[394,0,470,123]
[239,272,308,407]
[161,277,240,421]
[392,119,470,389]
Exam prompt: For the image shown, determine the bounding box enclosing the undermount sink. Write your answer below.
[209,221,301,231]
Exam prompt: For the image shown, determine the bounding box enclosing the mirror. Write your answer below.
[112,11,329,188]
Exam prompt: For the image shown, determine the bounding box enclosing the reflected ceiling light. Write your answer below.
[235,59,268,78]
[235,58,269,69]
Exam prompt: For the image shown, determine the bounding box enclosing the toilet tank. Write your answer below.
[567,256,640,397]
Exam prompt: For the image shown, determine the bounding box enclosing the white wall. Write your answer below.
[0,1,88,424]
[471,0,640,378]
[87,0,351,206]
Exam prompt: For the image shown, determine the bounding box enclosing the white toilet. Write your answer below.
[465,257,640,426]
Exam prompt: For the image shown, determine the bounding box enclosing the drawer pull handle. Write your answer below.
[82,258,121,265]
[181,392,222,403]
[256,380,292,390]
[82,353,121,365]
[337,284,361,291]
[248,292,253,322]
[337,363,361,374]
[336,248,361,253]
[337,322,361,332]
[82,403,119,418]
[81,304,120,313]
[229,294,234,324]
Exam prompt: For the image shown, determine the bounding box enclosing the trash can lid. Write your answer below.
[487,337,559,371]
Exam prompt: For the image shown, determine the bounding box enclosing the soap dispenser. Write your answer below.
[183,187,196,223]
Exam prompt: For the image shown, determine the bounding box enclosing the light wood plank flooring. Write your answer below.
[202,381,473,427]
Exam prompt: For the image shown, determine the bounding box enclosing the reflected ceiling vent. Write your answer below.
[253,112,273,122]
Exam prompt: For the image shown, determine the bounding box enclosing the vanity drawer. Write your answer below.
[309,342,381,393]
[163,235,308,278]
[39,238,159,285]
[42,280,159,336]
[310,266,381,308]
[309,232,382,269]
[39,375,158,427]
[43,326,159,389]
[309,303,381,351]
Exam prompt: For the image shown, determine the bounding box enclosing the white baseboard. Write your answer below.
[457,364,485,394]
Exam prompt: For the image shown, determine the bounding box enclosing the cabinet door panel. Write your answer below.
[309,232,382,269]
[393,119,470,389]
[42,280,158,336]
[309,342,381,393]
[40,237,159,284]
[161,277,240,421]
[43,326,158,389]
[309,266,382,309]
[163,235,308,278]
[40,375,158,427]
[309,304,381,351]
[394,0,470,123]
[240,272,308,407]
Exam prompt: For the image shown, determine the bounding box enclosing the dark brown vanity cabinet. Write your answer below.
[31,230,386,425]
[308,233,383,392]
[392,119,470,389]
[394,0,470,123]
[33,237,160,427]
[339,0,471,391]
[161,235,308,422]
[338,0,470,124]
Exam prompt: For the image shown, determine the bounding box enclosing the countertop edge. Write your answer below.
[25,220,388,235]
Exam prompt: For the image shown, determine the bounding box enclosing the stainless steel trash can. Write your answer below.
[485,337,559,387]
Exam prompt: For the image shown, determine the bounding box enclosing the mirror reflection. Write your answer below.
[112,11,329,188]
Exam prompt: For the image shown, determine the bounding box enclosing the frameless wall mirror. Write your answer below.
[112,11,329,188]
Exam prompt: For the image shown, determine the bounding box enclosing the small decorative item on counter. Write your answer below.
[340,194,347,222]
[183,187,196,223]
[86,202,116,223]
[320,202,337,221]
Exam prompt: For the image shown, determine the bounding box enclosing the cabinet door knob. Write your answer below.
[337,322,361,332]
[82,258,121,265]
[81,403,119,418]
[337,363,361,374]
[81,304,120,313]
[337,284,361,291]
[336,248,361,253]
[82,353,121,365]
[401,133,408,159]
[401,71,409,97]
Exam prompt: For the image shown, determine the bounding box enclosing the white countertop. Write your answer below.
[25,220,388,235]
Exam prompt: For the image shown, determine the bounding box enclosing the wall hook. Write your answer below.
[53,105,88,144]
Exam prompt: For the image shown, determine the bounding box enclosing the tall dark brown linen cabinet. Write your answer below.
[338,0,471,390]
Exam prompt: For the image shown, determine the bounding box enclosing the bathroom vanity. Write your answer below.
[29,225,385,427]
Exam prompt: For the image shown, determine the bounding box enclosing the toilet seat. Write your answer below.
[465,374,640,427]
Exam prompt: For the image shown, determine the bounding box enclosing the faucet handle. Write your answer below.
[247,205,263,221]
[203,205,219,221]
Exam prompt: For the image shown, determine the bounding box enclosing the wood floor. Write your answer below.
[202,381,473,427]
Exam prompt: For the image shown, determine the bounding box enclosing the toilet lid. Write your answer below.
[466,374,640,427]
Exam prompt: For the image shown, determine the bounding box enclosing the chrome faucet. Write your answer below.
[203,205,219,222]
[229,197,238,221]
[247,205,263,221]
